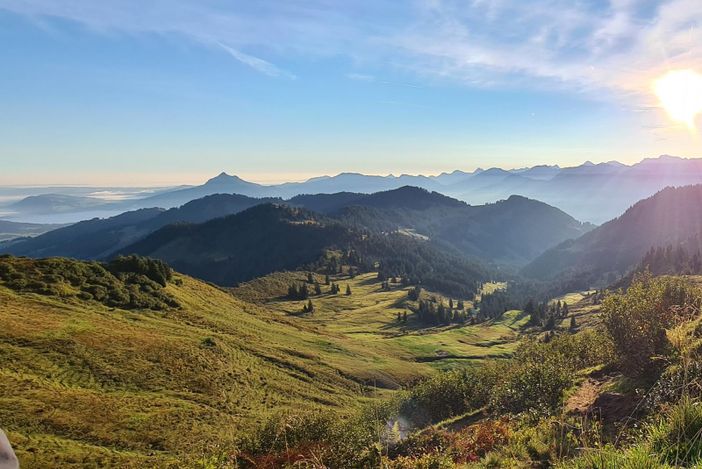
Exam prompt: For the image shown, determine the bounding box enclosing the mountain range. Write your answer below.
[1,186,590,266]
[3,155,702,225]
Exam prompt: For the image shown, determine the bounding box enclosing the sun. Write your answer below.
[653,69,702,129]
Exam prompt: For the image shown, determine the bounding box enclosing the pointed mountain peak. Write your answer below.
[205,172,245,186]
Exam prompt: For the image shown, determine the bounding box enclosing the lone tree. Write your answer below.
[569,315,577,332]
[346,284,352,296]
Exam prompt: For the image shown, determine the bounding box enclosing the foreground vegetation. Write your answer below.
[221,273,702,468]
[0,257,528,466]
[5,253,702,467]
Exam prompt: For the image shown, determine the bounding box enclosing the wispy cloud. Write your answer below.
[217,42,295,79]
[346,73,375,82]
[1,0,701,106]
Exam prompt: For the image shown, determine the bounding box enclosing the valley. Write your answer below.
[3,173,702,468]
[0,258,529,467]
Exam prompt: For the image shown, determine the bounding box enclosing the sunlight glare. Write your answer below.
[653,69,702,129]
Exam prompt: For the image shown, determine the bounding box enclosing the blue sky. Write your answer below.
[0,0,700,185]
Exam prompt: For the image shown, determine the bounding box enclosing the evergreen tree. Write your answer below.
[544,315,556,330]
[307,272,314,284]
[314,282,322,295]
[408,285,422,301]
[324,274,331,285]
[569,315,577,332]
[346,284,352,296]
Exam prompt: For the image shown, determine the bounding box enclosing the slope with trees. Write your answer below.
[523,185,702,287]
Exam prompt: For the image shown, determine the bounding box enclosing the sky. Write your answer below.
[1,0,701,185]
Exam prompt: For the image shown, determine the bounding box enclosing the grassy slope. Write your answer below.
[240,273,528,371]
[1,271,528,467]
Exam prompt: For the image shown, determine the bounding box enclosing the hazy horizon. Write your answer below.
[1,153,701,188]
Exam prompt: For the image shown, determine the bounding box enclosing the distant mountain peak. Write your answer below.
[204,172,250,186]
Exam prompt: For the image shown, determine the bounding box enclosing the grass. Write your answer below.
[552,290,602,330]
[258,273,528,370]
[1,265,529,466]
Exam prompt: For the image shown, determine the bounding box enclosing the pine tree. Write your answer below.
[307,299,314,313]
[314,283,322,295]
[307,272,314,284]
[569,315,577,332]
[324,274,331,285]
[449,299,454,309]
[346,284,352,296]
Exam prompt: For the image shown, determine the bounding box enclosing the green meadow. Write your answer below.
[0,267,528,466]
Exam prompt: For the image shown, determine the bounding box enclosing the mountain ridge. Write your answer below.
[522,184,702,286]
[5,155,702,225]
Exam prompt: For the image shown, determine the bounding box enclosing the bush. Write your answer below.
[602,273,702,376]
[107,255,173,287]
[0,255,179,311]
[490,332,614,417]
[399,370,483,427]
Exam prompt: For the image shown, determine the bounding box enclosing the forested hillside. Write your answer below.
[3,187,591,270]
[0,194,275,259]
[121,204,488,297]
[523,185,702,286]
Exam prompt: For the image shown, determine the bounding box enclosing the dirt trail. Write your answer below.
[565,372,640,428]
[565,376,612,414]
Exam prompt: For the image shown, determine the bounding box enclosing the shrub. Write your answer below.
[602,273,702,376]
[399,370,481,427]
[107,255,173,287]
[201,337,217,348]
[0,255,179,311]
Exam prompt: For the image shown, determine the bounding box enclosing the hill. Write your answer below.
[0,194,273,259]
[522,185,702,285]
[121,204,355,286]
[120,204,488,296]
[0,256,528,466]
[0,220,63,242]
[8,194,112,215]
[330,188,592,266]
